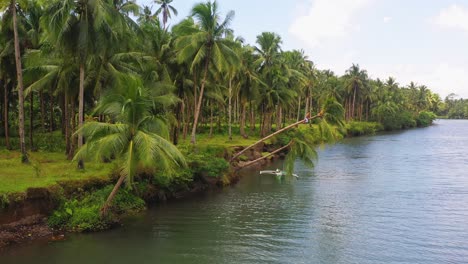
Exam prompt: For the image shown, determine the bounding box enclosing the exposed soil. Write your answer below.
[0,214,59,249]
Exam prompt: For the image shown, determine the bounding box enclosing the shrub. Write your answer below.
[416,111,437,127]
[186,150,230,178]
[48,185,146,232]
[346,122,383,136]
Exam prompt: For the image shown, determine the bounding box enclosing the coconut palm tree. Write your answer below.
[175,1,239,144]
[154,0,177,29]
[0,0,28,162]
[46,0,115,168]
[344,64,368,121]
[75,74,185,215]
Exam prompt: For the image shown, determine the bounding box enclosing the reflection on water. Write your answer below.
[2,120,468,263]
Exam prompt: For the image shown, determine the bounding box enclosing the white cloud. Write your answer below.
[289,0,373,48]
[434,4,468,32]
[383,16,392,23]
[369,63,468,98]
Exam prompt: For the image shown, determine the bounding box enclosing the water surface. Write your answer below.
[2,119,468,263]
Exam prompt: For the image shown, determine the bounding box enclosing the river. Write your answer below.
[2,119,468,263]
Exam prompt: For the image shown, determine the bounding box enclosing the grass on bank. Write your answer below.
[0,121,384,195]
[0,149,115,194]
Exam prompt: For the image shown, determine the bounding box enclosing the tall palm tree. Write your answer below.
[154,0,177,29]
[75,74,186,216]
[344,64,368,121]
[0,0,28,162]
[175,1,238,144]
[254,32,283,136]
[46,0,113,168]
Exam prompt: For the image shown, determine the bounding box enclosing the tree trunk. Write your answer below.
[182,97,188,140]
[3,81,10,150]
[49,89,54,132]
[40,90,45,131]
[190,53,210,145]
[209,101,214,138]
[12,0,28,163]
[68,98,76,160]
[77,62,85,169]
[237,141,292,169]
[228,75,232,140]
[100,172,126,217]
[29,92,34,150]
[240,102,247,138]
[276,105,282,130]
[250,100,255,132]
[351,87,356,120]
[64,92,70,157]
[297,96,301,122]
[232,112,323,161]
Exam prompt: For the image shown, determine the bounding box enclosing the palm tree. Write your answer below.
[46,0,114,168]
[344,64,368,121]
[0,0,28,162]
[254,32,283,136]
[175,1,238,144]
[75,74,186,216]
[154,0,178,29]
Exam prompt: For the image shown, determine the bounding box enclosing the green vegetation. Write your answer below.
[439,94,468,119]
[0,150,114,194]
[48,185,145,232]
[346,122,383,136]
[0,0,443,230]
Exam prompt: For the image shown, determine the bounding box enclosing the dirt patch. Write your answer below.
[0,214,59,249]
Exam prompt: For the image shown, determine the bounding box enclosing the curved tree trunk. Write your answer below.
[12,0,28,163]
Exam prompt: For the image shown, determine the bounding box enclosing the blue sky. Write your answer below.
[138,0,468,98]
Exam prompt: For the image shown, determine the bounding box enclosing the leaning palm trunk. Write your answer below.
[12,0,28,163]
[231,112,323,161]
[100,172,126,217]
[237,141,292,169]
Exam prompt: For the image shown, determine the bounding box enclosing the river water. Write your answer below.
[2,119,468,264]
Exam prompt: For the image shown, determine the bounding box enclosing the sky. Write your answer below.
[138,0,468,98]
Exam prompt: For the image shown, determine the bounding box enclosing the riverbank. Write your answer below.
[0,120,430,249]
[0,132,290,249]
